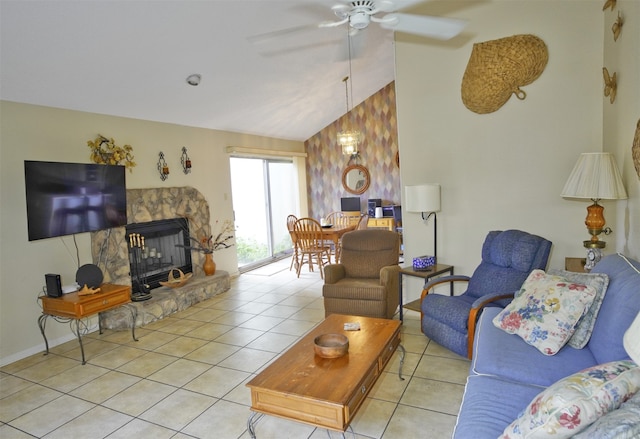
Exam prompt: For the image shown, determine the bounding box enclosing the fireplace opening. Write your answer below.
[126,218,192,294]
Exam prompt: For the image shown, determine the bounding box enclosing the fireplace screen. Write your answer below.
[126,218,192,294]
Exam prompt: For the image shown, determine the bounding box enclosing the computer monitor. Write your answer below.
[340,197,361,212]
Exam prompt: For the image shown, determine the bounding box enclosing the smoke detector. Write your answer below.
[186,74,201,86]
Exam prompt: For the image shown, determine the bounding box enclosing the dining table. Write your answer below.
[321,223,356,263]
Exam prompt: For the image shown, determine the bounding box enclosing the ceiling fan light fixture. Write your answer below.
[350,11,371,29]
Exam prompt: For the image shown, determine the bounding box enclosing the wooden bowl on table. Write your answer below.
[314,333,349,358]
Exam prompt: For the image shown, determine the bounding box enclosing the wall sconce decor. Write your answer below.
[405,184,441,264]
[181,147,192,174]
[157,152,169,181]
[603,67,617,104]
[561,152,627,269]
[612,12,623,41]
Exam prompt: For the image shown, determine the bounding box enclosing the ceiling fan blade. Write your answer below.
[318,17,350,29]
[376,0,429,13]
[330,2,351,18]
[379,12,467,40]
[247,23,323,44]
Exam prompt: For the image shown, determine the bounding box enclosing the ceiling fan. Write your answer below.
[320,0,467,40]
[249,0,467,44]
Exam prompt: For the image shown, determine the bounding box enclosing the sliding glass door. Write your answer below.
[230,157,297,271]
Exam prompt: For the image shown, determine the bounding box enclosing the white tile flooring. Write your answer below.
[0,259,470,438]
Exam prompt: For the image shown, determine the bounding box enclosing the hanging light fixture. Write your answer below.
[337,32,362,156]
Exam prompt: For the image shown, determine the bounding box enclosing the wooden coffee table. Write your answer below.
[246,314,405,437]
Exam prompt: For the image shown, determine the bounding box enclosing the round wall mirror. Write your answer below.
[342,164,370,195]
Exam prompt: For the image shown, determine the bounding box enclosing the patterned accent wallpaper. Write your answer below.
[305,81,400,219]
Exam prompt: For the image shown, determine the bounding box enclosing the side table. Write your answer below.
[565,257,587,273]
[398,264,454,321]
[38,283,137,364]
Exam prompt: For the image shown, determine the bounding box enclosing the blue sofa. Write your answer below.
[453,253,640,438]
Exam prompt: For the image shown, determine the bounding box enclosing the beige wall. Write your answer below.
[396,0,639,300]
[0,102,303,364]
[603,0,640,255]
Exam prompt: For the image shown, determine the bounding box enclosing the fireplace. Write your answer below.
[126,218,192,294]
[94,187,232,330]
[90,186,211,289]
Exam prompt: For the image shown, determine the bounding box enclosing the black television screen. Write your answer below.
[341,197,361,212]
[24,161,127,241]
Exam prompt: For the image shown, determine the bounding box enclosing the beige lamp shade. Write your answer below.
[405,184,441,213]
[624,312,640,364]
[561,152,627,200]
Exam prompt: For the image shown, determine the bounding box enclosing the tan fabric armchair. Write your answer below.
[322,230,401,319]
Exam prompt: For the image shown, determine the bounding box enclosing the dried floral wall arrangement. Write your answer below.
[88,135,136,171]
[461,34,548,114]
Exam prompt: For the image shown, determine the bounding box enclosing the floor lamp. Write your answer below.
[405,184,441,264]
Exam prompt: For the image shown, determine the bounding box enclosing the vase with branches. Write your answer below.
[177,219,235,276]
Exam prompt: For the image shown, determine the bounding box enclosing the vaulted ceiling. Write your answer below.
[0,1,472,141]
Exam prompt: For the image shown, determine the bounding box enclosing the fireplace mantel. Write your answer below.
[91,186,211,285]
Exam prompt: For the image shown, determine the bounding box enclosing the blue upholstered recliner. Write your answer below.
[420,230,552,359]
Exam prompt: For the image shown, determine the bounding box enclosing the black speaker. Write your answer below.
[45,273,62,298]
[76,264,103,289]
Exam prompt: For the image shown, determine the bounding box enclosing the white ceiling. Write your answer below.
[0,1,470,141]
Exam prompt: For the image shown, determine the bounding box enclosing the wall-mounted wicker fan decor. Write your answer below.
[461,34,548,114]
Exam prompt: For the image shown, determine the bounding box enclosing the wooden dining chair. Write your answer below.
[356,214,369,230]
[324,211,350,261]
[293,218,331,279]
[325,211,347,226]
[287,214,300,271]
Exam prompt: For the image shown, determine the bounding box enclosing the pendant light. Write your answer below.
[337,32,361,156]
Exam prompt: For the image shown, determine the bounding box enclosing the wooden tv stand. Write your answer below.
[38,283,137,364]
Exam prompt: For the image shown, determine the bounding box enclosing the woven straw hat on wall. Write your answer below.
[461,34,549,114]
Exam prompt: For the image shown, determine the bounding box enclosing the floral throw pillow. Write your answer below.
[493,270,597,355]
[573,390,640,439]
[500,360,640,439]
[548,269,609,349]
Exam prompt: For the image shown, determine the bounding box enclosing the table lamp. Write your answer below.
[561,152,627,269]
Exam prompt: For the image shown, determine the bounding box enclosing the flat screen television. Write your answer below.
[24,161,127,241]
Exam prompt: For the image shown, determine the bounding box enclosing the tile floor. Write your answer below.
[0,259,470,438]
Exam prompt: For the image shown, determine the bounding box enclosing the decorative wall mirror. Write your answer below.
[342,164,370,195]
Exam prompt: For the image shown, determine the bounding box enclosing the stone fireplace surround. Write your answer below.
[91,186,230,329]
